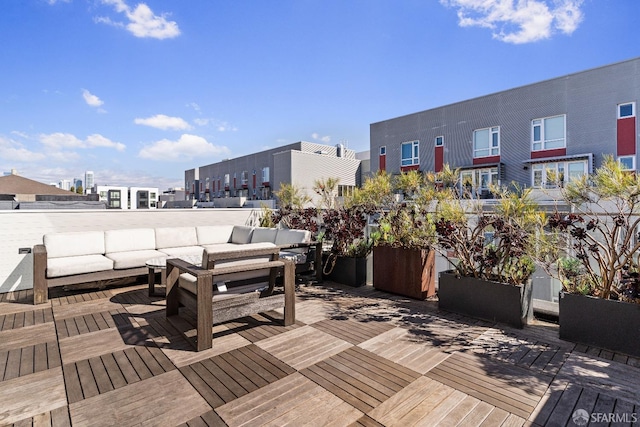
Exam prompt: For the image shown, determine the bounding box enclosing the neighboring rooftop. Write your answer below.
[0,174,81,198]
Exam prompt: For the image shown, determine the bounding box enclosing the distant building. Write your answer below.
[59,179,71,191]
[186,141,363,207]
[73,178,82,191]
[84,171,94,194]
[93,185,159,209]
[0,174,103,210]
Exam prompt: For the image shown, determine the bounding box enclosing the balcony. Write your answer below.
[1,281,639,425]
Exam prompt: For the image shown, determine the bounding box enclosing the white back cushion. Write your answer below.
[155,227,198,249]
[44,231,105,258]
[275,229,311,245]
[105,228,156,253]
[196,225,234,245]
[230,226,254,244]
[250,227,278,243]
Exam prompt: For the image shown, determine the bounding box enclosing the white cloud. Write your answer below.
[39,132,125,151]
[193,118,210,126]
[311,133,331,143]
[0,136,46,162]
[214,120,238,132]
[441,0,584,44]
[82,89,104,108]
[99,0,180,40]
[138,134,230,161]
[134,114,192,130]
[46,0,71,4]
[186,102,201,112]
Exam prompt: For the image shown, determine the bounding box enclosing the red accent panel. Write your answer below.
[530,148,567,159]
[618,117,636,156]
[253,174,256,188]
[400,165,420,172]
[233,178,236,188]
[435,146,444,173]
[472,156,500,165]
[262,182,270,187]
[379,154,386,171]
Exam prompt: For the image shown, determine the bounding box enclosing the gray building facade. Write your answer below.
[370,58,640,195]
[186,141,362,206]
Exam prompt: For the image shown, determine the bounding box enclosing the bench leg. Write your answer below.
[33,246,48,305]
[196,274,213,351]
[283,260,295,326]
[166,264,180,316]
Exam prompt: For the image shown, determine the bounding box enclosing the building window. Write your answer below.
[532,115,565,151]
[473,127,500,158]
[205,177,209,192]
[435,136,444,147]
[618,102,636,118]
[401,141,419,167]
[619,155,636,170]
[262,167,270,183]
[224,174,230,187]
[338,185,355,198]
[530,160,587,188]
[107,190,121,209]
[379,146,386,155]
[459,167,499,197]
[241,171,248,185]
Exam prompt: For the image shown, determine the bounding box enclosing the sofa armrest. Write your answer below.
[277,241,322,282]
[33,244,48,305]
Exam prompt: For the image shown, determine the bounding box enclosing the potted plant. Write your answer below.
[368,170,439,300]
[321,204,375,287]
[435,184,540,328]
[543,156,640,356]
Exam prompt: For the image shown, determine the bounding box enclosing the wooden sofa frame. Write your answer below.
[32,244,147,305]
[166,247,295,351]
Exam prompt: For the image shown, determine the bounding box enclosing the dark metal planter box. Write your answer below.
[438,271,533,328]
[326,255,371,287]
[373,246,436,300]
[559,292,640,357]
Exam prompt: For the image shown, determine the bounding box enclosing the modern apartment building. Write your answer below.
[186,141,363,207]
[370,57,640,197]
[93,185,159,209]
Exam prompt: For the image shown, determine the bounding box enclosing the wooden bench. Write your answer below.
[165,247,295,351]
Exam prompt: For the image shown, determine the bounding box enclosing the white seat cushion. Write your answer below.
[158,246,206,258]
[105,228,155,253]
[155,227,198,249]
[275,229,311,254]
[44,231,105,258]
[105,250,167,270]
[47,255,113,278]
[201,242,276,254]
[251,227,278,244]
[196,225,234,245]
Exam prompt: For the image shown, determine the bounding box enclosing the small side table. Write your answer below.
[146,257,167,297]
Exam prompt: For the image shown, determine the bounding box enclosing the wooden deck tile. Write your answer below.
[179,410,227,427]
[556,353,640,404]
[55,308,127,339]
[223,311,304,343]
[63,346,176,404]
[216,372,363,427]
[180,344,295,409]
[359,327,450,374]
[69,370,210,427]
[256,325,353,370]
[300,346,420,414]
[52,298,125,321]
[0,323,57,352]
[468,328,572,374]
[58,327,138,365]
[425,352,553,419]
[0,367,67,426]
[310,318,396,345]
[0,341,61,382]
[0,307,53,331]
[8,405,72,427]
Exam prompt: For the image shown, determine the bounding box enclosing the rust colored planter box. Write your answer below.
[438,271,533,328]
[373,246,436,300]
[559,292,640,357]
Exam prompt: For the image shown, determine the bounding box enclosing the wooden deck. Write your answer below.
[1,282,640,426]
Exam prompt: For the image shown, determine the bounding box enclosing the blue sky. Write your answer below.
[1,0,638,190]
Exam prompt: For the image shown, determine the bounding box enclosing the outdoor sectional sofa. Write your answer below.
[33,225,321,305]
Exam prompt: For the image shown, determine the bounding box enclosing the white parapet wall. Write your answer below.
[0,208,262,293]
